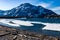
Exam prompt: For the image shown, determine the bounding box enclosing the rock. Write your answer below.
[0,26,59,40]
[13,35,17,40]
[0,31,10,37]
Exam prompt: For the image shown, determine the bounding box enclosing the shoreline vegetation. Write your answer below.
[0,25,60,40]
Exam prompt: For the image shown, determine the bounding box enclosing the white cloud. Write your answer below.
[37,2,60,15]
[50,7,60,14]
[38,2,51,8]
[51,7,60,11]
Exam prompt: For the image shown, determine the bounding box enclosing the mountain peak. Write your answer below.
[20,3,32,6]
[17,3,36,8]
[0,3,58,18]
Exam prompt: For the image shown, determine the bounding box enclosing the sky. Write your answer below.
[0,0,60,14]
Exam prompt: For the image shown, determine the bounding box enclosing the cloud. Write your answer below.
[50,7,60,14]
[37,2,60,15]
[51,7,60,11]
[38,2,51,8]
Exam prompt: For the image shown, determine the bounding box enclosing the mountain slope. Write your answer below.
[0,3,58,18]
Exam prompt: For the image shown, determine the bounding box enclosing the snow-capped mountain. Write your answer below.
[0,3,58,18]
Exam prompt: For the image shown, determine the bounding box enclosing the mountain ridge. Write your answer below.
[0,3,59,18]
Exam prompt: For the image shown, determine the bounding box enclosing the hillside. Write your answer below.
[0,3,59,18]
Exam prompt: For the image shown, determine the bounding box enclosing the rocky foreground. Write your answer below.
[0,26,60,40]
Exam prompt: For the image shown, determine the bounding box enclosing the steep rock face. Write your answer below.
[0,3,57,18]
[5,3,39,17]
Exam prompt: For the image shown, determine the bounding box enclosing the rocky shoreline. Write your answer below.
[0,26,60,40]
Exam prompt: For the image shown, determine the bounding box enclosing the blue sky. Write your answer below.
[0,0,60,14]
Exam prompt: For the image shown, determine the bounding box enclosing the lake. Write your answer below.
[0,18,60,37]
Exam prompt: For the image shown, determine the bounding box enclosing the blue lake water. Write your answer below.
[0,18,60,37]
